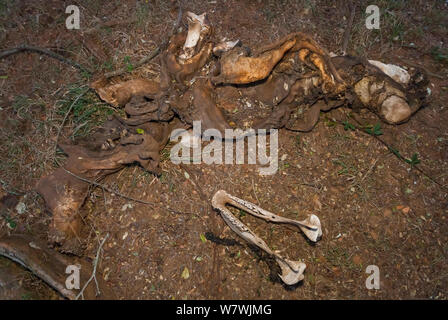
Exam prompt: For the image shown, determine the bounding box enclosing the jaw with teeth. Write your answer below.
[211,190,322,285]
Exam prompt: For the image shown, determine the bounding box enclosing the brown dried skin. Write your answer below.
[243,74,293,106]
[406,70,430,115]
[36,118,178,248]
[252,32,345,91]
[253,76,322,131]
[189,80,231,134]
[59,134,161,175]
[123,95,174,123]
[124,95,159,116]
[36,169,87,246]
[211,39,296,85]
[0,235,115,299]
[91,78,160,107]
[286,100,335,132]
[163,32,213,84]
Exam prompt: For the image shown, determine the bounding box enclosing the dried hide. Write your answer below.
[163,32,213,84]
[211,39,297,85]
[91,78,160,107]
[37,118,181,248]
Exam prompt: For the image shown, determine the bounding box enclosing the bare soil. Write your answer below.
[0,0,447,299]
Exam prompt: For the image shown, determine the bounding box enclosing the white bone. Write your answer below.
[368,60,411,85]
[180,12,209,61]
[222,190,322,242]
[212,190,321,285]
[213,40,241,56]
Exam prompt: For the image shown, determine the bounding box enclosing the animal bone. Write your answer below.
[212,190,322,285]
[163,32,213,84]
[180,12,210,61]
[353,75,411,124]
[213,190,322,241]
[213,39,241,56]
[368,60,410,85]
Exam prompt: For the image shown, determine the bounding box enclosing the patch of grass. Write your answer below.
[430,46,448,65]
[333,158,358,177]
[56,86,114,138]
[21,293,33,300]
[136,2,151,27]
[11,95,43,120]
[123,56,134,72]
[343,121,355,131]
[0,0,12,18]
[388,147,421,167]
[263,8,276,23]
[365,123,383,136]
[404,153,421,166]
[325,247,362,272]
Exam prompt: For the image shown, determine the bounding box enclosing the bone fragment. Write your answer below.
[212,190,322,285]
[368,60,410,85]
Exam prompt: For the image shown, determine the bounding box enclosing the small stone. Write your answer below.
[15,202,26,214]
[121,203,133,211]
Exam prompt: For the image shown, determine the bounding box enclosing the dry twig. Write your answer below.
[76,233,109,300]
[341,1,356,55]
[0,44,90,73]
[62,168,195,215]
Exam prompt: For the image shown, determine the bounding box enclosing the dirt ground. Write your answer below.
[0,0,447,300]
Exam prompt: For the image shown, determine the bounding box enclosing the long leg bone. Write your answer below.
[213,190,322,242]
[212,190,322,285]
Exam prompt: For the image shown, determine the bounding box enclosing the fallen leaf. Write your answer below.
[352,255,362,265]
[313,194,322,210]
[181,267,190,279]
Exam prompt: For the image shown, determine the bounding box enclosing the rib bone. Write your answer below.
[212,190,322,285]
